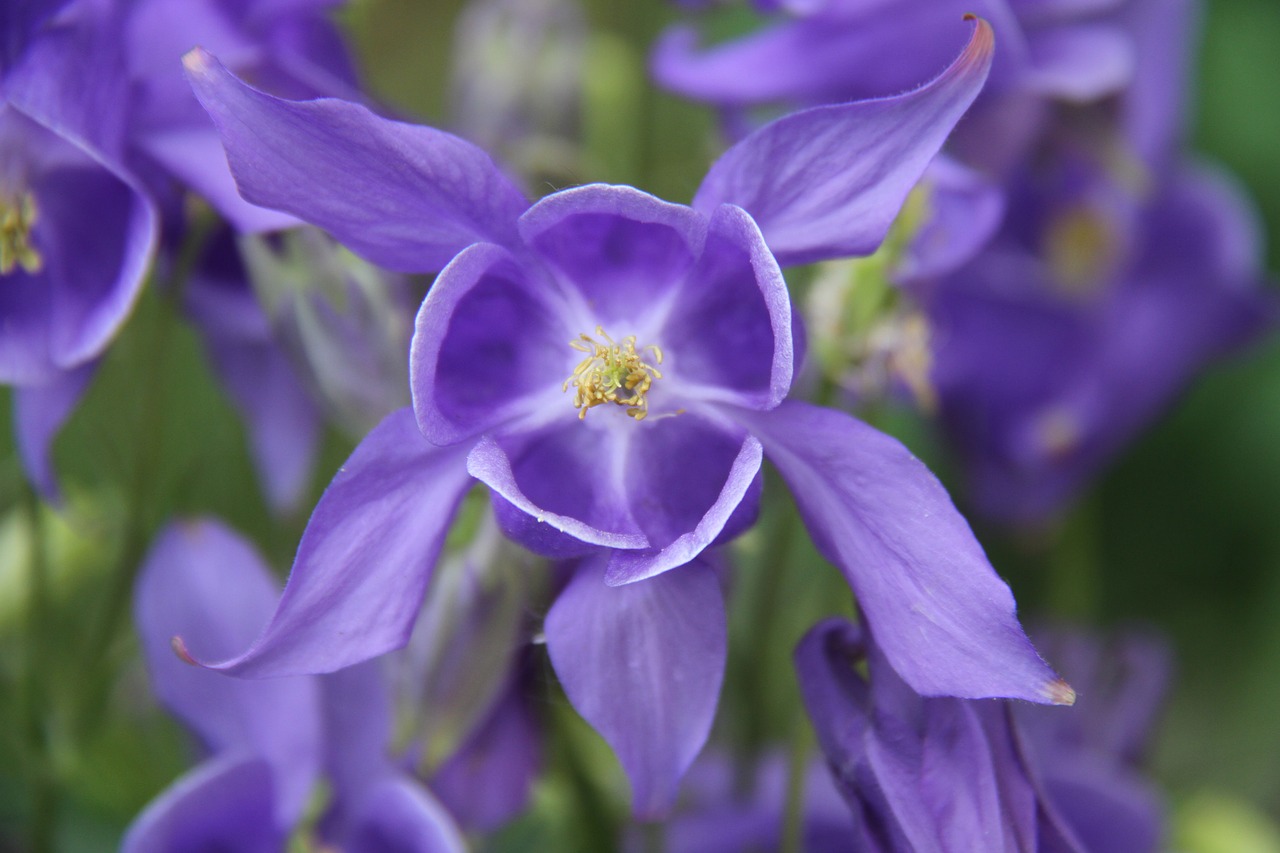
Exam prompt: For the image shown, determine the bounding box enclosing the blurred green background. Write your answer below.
[1,0,1279,848]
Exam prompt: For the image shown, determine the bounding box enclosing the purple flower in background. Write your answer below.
[176,19,1073,813]
[122,0,361,231]
[922,0,1276,522]
[929,153,1275,521]
[654,0,1138,173]
[183,225,415,513]
[125,519,466,852]
[1,0,159,499]
[795,618,1168,852]
[641,751,857,852]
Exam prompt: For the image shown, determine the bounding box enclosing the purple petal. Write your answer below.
[431,680,540,831]
[180,408,473,677]
[517,184,707,323]
[662,203,793,411]
[411,243,567,446]
[343,776,467,853]
[652,7,971,109]
[1120,0,1197,165]
[1039,757,1163,853]
[121,755,283,853]
[12,362,93,503]
[1022,25,1134,102]
[691,17,994,266]
[133,520,321,822]
[138,128,301,232]
[898,156,1004,282]
[741,401,1070,703]
[183,49,530,272]
[0,110,157,384]
[4,0,130,151]
[604,424,762,585]
[197,316,322,513]
[545,559,726,818]
[468,431,650,553]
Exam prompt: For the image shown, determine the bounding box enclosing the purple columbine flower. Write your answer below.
[922,0,1276,522]
[121,0,361,232]
[175,18,1073,812]
[653,0,1138,173]
[126,519,466,852]
[1,0,159,500]
[795,618,1167,852]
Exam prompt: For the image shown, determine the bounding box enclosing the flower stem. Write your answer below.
[71,212,217,740]
[20,482,59,853]
[780,714,814,853]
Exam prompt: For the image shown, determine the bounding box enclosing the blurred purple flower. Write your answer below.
[125,519,466,852]
[929,154,1275,521]
[121,0,361,231]
[643,750,857,852]
[1,0,159,500]
[923,0,1275,522]
[183,225,416,514]
[176,20,1075,813]
[654,0,1137,173]
[795,618,1168,852]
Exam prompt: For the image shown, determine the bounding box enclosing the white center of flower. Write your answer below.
[563,325,664,421]
[1,191,41,276]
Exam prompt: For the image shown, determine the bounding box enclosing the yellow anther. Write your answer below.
[563,325,664,421]
[1043,206,1118,297]
[1,191,42,276]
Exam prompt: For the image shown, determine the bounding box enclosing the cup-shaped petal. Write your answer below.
[412,243,569,446]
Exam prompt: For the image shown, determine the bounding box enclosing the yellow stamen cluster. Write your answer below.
[1043,206,1117,297]
[1,192,42,276]
[563,326,663,421]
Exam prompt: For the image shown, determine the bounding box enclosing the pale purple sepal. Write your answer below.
[545,559,726,818]
[899,156,1005,283]
[181,408,473,677]
[740,401,1069,704]
[431,679,540,831]
[345,775,469,853]
[12,361,92,503]
[139,128,300,232]
[133,520,322,823]
[183,49,530,272]
[185,241,322,513]
[1022,24,1133,102]
[1120,0,1198,167]
[120,754,282,853]
[692,19,994,266]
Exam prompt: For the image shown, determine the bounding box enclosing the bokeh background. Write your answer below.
[1,0,1278,848]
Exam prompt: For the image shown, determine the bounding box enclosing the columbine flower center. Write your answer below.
[1043,206,1117,297]
[1,191,42,276]
[563,325,663,421]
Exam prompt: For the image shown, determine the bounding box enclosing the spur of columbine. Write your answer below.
[177,17,1071,814]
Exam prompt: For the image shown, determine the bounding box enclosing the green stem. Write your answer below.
[21,482,59,853]
[72,213,216,739]
[1045,497,1101,622]
[731,492,799,792]
[780,715,814,853]
[640,820,666,853]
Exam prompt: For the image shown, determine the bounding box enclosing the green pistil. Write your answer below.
[1,192,42,276]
